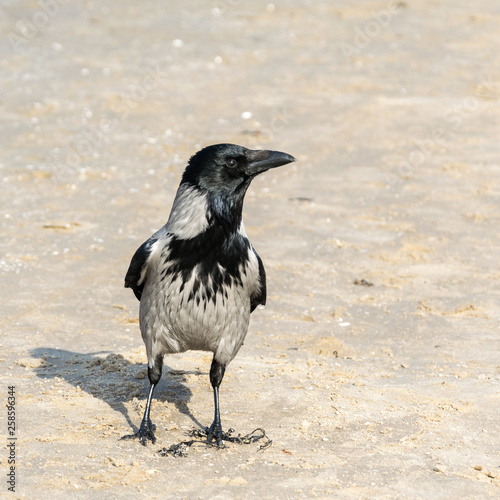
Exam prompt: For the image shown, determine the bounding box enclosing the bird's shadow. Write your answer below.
[29,348,206,435]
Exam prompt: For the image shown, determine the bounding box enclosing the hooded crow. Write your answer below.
[122,143,296,447]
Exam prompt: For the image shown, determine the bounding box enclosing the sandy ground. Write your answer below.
[1,0,500,498]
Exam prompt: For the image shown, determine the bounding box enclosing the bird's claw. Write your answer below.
[192,426,270,450]
[205,422,226,448]
[121,418,156,446]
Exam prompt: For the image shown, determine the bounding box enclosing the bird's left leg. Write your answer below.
[206,357,226,447]
[121,354,163,446]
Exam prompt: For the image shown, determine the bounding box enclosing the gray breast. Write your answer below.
[139,241,260,366]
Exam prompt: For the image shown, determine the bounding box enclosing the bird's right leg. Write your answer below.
[121,354,163,446]
[206,357,226,447]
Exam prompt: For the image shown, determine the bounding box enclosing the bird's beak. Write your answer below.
[245,149,296,176]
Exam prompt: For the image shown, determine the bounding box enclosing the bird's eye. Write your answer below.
[225,158,238,168]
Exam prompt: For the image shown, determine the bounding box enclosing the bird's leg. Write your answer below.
[206,357,226,447]
[207,386,222,445]
[121,354,163,446]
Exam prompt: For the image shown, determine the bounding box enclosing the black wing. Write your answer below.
[250,250,267,313]
[124,237,158,301]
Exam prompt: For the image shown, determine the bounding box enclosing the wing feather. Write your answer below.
[124,237,158,301]
[250,250,266,313]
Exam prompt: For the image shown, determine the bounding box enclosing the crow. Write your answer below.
[122,143,296,447]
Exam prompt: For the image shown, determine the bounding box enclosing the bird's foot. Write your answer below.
[205,420,226,448]
[121,418,156,446]
[192,426,272,450]
[188,421,232,448]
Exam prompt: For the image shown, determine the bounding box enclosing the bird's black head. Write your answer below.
[181,143,296,199]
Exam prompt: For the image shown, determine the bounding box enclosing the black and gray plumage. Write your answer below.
[122,143,296,447]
